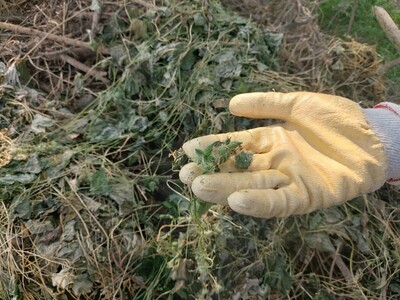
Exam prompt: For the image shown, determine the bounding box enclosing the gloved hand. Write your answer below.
[179,92,399,218]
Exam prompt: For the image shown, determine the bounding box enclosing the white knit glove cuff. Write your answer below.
[364,102,400,185]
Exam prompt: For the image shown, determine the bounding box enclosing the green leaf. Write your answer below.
[90,169,112,195]
[162,194,190,218]
[194,148,216,173]
[191,198,213,218]
[213,140,241,164]
[235,151,253,169]
[118,113,149,132]
[141,176,159,192]
[181,49,197,71]
[87,120,123,142]
[263,254,293,293]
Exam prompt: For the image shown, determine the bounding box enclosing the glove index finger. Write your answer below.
[229,92,300,120]
[191,170,290,205]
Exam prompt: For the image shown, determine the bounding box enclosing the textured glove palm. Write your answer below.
[179,92,388,218]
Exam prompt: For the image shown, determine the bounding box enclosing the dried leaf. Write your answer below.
[90,0,101,13]
[52,268,74,290]
[346,217,371,254]
[87,120,123,142]
[323,207,344,224]
[47,150,75,177]
[62,220,76,243]
[32,198,61,218]
[56,241,80,258]
[0,173,36,185]
[9,198,31,220]
[109,183,137,215]
[72,274,93,296]
[305,232,335,253]
[24,219,54,235]
[82,194,102,212]
[4,62,20,86]
[17,153,42,174]
[31,114,55,134]
[39,226,62,244]
[214,50,242,79]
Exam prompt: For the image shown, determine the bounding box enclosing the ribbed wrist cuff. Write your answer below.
[364,102,400,185]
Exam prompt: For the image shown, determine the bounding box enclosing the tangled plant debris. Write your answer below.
[194,138,243,174]
[193,138,254,174]
[0,0,399,299]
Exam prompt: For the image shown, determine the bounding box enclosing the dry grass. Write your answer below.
[0,131,11,167]
[221,0,386,103]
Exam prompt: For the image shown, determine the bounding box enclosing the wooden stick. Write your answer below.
[374,6,400,53]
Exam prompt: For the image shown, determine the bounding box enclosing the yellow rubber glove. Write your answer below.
[179,92,388,218]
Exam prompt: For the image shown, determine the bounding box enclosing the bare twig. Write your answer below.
[374,6,400,53]
[91,6,102,35]
[58,54,109,85]
[381,57,400,72]
[330,244,355,284]
[0,21,89,49]
[0,21,108,55]
[347,0,359,34]
[332,253,354,284]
